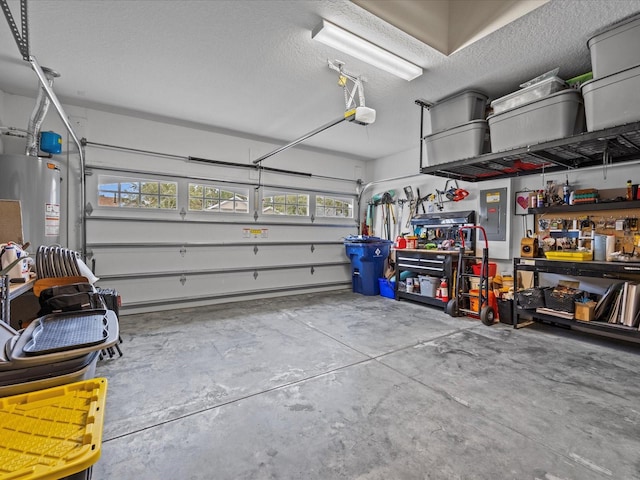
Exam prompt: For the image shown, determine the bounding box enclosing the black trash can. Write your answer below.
[497,299,514,325]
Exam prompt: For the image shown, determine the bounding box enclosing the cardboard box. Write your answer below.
[575,301,596,321]
[0,200,24,245]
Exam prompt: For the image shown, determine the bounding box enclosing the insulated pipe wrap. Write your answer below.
[25,66,58,156]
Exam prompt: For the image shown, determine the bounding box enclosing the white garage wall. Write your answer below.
[364,146,512,267]
[1,91,366,313]
[366,143,640,279]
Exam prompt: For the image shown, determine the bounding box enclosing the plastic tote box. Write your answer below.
[424,119,488,166]
[487,89,585,152]
[428,90,487,134]
[588,13,640,79]
[418,276,439,297]
[490,76,567,115]
[344,236,392,296]
[581,64,640,131]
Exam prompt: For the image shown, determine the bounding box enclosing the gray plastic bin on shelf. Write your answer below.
[419,276,439,298]
[581,64,640,132]
[490,76,567,115]
[428,90,487,134]
[424,119,488,166]
[588,13,640,79]
[487,89,585,152]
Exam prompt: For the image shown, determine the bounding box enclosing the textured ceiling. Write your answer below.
[1,0,640,162]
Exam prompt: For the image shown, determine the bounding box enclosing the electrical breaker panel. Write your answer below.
[479,187,507,242]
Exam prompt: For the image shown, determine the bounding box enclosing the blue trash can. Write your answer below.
[344,236,393,296]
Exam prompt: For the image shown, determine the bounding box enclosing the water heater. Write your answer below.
[0,154,62,249]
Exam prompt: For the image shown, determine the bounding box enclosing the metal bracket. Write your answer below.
[253,270,259,280]
[179,246,187,257]
[1,0,29,61]
[310,244,315,253]
[85,202,93,216]
[180,274,187,285]
[328,60,367,111]
[310,213,315,223]
[253,245,259,255]
[179,207,187,219]
[254,211,259,221]
[310,266,315,275]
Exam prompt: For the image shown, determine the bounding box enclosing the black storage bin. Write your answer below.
[497,299,513,325]
[96,288,120,316]
[516,288,547,309]
[544,287,583,313]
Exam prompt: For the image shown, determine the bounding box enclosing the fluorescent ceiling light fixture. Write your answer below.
[312,19,423,81]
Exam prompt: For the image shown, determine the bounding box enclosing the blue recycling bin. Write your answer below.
[344,236,393,296]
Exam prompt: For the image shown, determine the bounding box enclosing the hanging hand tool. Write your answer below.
[396,199,407,238]
[416,188,427,214]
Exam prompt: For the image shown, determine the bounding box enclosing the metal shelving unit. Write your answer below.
[513,257,640,343]
[528,199,640,214]
[420,121,640,181]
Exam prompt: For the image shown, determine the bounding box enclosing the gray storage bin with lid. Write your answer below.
[419,276,439,297]
[487,89,585,152]
[588,13,640,79]
[424,119,488,166]
[427,90,487,134]
[581,64,640,132]
[490,76,567,115]
[0,310,120,397]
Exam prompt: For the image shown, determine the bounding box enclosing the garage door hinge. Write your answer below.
[253,245,259,255]
[180,274,187,285]
[310,244,315,253]
[84,202,93,216]
[180,207,187,219]
[310,214,315,223]
[179,246,187,257]
[253,270,259,280]
[310,266,315,275]
[253,211,259,221]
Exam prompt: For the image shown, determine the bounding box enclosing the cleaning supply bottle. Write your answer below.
[563,178,571,204]
[627,180,633,201]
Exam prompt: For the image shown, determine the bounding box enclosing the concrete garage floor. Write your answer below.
[94,291,640,479]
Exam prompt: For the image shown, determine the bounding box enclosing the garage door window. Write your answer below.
[98,177,177,209]
[315,195,354,218]
[262,192,309,216]
[188,183,249,213]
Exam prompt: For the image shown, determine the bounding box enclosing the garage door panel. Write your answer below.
[87,218,355,244]
[91,244,348,276]
[101,265,351,306]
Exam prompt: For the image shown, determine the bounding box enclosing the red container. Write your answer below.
[471,262,497,277]
[406,236,418,249]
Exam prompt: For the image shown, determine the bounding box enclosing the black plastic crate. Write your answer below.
[516,288,547,309]
[544,287,583,313]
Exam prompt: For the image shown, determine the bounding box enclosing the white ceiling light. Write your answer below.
[312,19,423,81]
